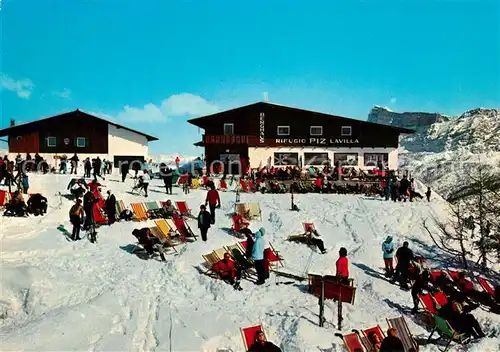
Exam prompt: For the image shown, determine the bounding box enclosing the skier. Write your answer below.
[252,227,267,285]
[197,204,211,241]
[69,199,84,240]
[336,247,350,285]
[105,190,116,225]
[382,236,395,277]
[205,184,220,224]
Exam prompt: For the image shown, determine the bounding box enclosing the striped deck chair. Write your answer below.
[131,203,148,221]
[241,324,265,351]
[353,325,385,351]
[149,226,177,252]
[418,293,439,315]
[303,222,315,232]
[175,201,191,217]
[144,201,162,218]
[172,213,198,241]
[115,200,126,217]
[247,202,262,221]
[213,247,228,261]
[477,277,495,296]
[427,315,469,351]
[387,316,419,352]
[202,252,221,276]
[334,332,365,352]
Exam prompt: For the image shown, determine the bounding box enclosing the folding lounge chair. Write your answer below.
[247,202,262,221]
[239,180,249,192]
[175,201,191,217]
[154,219,173,237]
[115,200,126,217]
[202,252,221,277]
[235,203,250,219]
[477,277,495,296]
[303,222,315,232]
[218,179,228,191]
[213,247,228,261]
[433,291,448,307]
[93,205,108,226]
[353,325,385,351]
[131,203,148,221]
[334,332,365,352]
[418,293,439,315]
[447,270,460,281]
[224,243,254,272]
[427,315,469,351]
[386,316,419,352]
[231,214,250,236]
[241,324,265,351]
[266,243,284,268]
[145,201,162,218]
[172,213,197,241]
[149,226,177,253]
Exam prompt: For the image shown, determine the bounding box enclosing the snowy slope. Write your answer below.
[400,108,500,198]
[1,173,499,351]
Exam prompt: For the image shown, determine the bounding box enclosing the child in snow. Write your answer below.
[382,236,395,277]
[197,205,211,241]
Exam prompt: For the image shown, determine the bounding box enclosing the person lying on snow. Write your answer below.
[27,193,47,216]
[248,330,282,352]
[3,191,27,216]
[213,252,242,290]
[132,228,166,261]
[438,295,485,339]
[287,229,326,253]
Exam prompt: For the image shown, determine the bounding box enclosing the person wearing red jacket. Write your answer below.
[213,253,242,290]
[205,185,220,224]
[336,247,350,285]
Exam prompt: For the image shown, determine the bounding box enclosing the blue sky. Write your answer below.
[1,0,499,155]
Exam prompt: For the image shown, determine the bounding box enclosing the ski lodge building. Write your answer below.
[188,102,414,173]
[0,109,158,166]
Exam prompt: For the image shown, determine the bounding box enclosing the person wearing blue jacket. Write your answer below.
[251,227,267,285]
[382,236,395,277]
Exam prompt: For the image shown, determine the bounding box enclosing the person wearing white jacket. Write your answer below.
[141,170,151,197]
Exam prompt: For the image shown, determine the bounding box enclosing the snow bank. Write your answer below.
[0,173,499,351]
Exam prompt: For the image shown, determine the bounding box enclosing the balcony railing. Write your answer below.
[203,134,256,145]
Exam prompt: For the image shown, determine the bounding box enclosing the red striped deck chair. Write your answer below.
[172,213,197,241]
[218,179,228,191]
[335,332,365,352]
[241,324,265,351]
[418,293,439,315]
[93,205,108,226]
[477,277,495,296]
[175,201,191,217]
[303,222,315,232]
[433,291,448,307]
[239,180,249,192]
[354,325,385,351]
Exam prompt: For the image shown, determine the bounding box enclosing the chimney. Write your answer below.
[10,119,15,127]
[263,92,269,102]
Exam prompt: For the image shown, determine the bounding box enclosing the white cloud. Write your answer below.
[102,93,219,123]
[0,73,34,98]
[52,88,72,99]
[389,97,397,104]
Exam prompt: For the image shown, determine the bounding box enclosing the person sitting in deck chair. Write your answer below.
[132,228,166,261]
[162,199,177,218]
[456,272,497,308]
[120,208,134,221]
[213,252,242,290]
[287,229,326,253]
[4,191,27,217]
[379,328,404,352]
[438,296,485,339]
[367,331,382,352]
[248,330,282,352]
[27,193,48,216]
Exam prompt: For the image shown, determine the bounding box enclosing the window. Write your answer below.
[277,126,290,136]
[364,153,389,168]
[76,137,87,148]
[304,153,329,166]
[341,126,352,136]
[310,126,323,136]
[46,136,56,147]
[274,152,298,166]
[333,153,358,167]
[223,123,234,135]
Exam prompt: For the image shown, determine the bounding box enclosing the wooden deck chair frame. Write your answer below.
[165,218,179,236]
[131,203,148,221]
[202,252,221,277]
[224,243,256,280]
[240,324,264,351]
[149,226,177,253]
[386,316,419,352]
[418,293,439,316]
[427,315,469,352]
[267,242,284,269]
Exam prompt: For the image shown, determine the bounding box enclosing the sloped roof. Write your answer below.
[0,109,159,141]
[188,102,415,134]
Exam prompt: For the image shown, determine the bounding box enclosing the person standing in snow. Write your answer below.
[69,153,79,174]
[69,199,84,240]
[382,236,395,277]
[393,241,414,290]
[205,185,220,224]
[252,227,267,285]
[197,205,211,241]
[141,170,150,197]
[426,187,431,202]
[336,247,350,285]
[105,190,116,225]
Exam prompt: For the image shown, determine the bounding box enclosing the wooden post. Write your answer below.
[319,277,325,327]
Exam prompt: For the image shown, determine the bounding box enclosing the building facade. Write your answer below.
[0,109,158,166]
[189,102,414,172]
